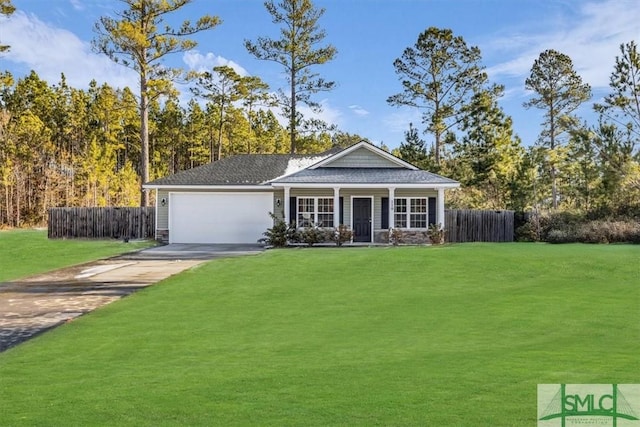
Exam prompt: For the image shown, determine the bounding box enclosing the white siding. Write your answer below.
[395,189,438,198]
[323,147,403,168]
[290,189,334,197]
[272,189,285,221]
[157,189,170,230]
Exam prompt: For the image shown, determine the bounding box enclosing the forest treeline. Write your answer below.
[0,70,363,226]
[0,0,639,229]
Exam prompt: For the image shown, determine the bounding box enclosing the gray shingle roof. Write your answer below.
[145,154,299,186]
[144,143,460,187]
[271,167,459,184]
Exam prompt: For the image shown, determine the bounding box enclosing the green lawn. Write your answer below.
[0,243,638,426]
[0,229,153,282]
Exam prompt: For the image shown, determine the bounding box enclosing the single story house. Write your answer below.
[143,141,460,244]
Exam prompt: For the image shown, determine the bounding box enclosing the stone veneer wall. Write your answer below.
[156,229,169,243]
[374,230,431,244]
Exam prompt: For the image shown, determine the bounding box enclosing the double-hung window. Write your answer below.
[394,198,407,228]
[297,197,334,227]
[394,198,427,229]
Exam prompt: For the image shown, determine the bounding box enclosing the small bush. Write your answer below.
[299,226,327,247]
[540,211,583,241]
[512,211,640,244]
[331,225,353,246]
[579,220,640,244]
[427,223,445,245]
[578,222,609,244]
[515,222,538,242]
[259,213,289,247]
[286,224,301,244]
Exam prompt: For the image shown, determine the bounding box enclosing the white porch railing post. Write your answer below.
[388,187,395,229]
[437,188,445,228]
[283,186,290,225]
[333,187,340,227]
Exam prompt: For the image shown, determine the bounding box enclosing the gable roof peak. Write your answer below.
[310,140,418,170]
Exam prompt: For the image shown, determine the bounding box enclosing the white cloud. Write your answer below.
[298,99,343,129]
[2,11,136,89]
[1,13,251,94]
[383,108,422,135]
[69,0,85,12]
[182,50,249,76]
[348,104,370,117]
[486,0,640,90]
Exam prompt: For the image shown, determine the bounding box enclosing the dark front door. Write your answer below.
[352,198,372,242]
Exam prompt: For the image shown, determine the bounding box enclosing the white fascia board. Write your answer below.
[142,184,272,191]
[270,182,460,189]
[309,140,418,170]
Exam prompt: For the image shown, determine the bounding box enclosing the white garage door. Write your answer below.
[169,192,273,244]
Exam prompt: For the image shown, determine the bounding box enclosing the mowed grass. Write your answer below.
[0,244,638,426]
[0,229,153,282]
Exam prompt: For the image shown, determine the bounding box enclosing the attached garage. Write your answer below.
[169,192,273,244]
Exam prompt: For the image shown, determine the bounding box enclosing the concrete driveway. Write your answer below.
[0,244,265,352]
[121,243,266,260]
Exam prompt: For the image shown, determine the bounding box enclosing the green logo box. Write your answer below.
[538,384,640,427]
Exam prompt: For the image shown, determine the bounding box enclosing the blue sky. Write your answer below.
[1,0,639,149]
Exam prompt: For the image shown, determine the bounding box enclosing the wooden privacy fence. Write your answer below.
[48,207,155,239]
[47,207,512,242]
[445,209,514,243]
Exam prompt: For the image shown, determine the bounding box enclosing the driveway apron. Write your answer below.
[0,244,264,352]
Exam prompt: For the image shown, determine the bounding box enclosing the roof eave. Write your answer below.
[142,184,272,190]
[270,182,460,189]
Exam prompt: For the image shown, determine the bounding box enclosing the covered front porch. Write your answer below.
[272,185,450,244]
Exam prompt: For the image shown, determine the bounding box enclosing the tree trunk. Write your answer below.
[290,62,296,154]
[209,127,214,162]
[549,109,557,210]
[14,167,20,227]
[140,73,149,207]
[217,103,224,161]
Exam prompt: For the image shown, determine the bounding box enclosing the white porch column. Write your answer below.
[333,187,340,227]
[283,186,290,225]
[437,188,445,229]
[153,189,159,241]
[388,187,395,229]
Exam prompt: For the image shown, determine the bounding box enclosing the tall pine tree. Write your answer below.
[92,0,220,206]
[245,0,337,153]
[524,49,591,209]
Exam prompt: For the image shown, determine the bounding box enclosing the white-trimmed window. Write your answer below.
[297,197,334,227]
[394,198,427,229]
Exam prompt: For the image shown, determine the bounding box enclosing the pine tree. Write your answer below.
[398,123,428,167]
[191,65,243,161]
[245,0,337,153]
[388,27,488,166]
[92,0,220,206]
[594,40,640,153]
[524,49,591,209]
